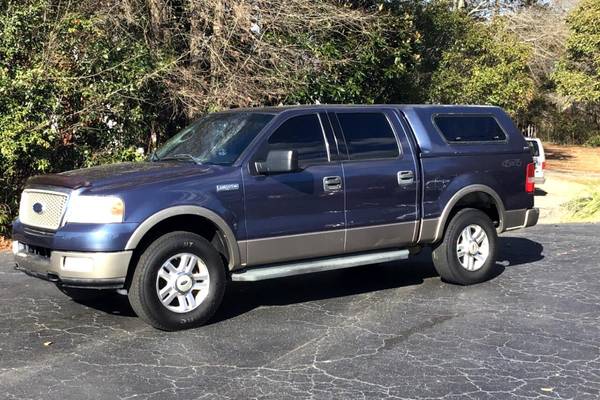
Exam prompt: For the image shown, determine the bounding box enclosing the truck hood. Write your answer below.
[26,162,219,192]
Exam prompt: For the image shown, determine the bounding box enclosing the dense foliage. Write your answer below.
[555,0,600,104]
[0,1,165,231]
[553,0,600,146]
[0,0,598,234]
[429,20,535,116]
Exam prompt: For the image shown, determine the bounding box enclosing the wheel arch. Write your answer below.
[125,206,241,271]
[433,184,506,243]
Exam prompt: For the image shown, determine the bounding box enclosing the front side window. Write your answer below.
[336,112,399,160]
[155,112,274,165]
[260,114,328,166]
[434,115,507,143]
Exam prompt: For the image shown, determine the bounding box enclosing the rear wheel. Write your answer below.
[128,231,226,331]
[432,208,498,285]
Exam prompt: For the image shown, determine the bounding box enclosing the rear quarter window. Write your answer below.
[433,114,507,143]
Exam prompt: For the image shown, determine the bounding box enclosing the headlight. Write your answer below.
[65,196,125,224]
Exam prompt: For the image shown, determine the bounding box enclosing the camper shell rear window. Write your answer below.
[433,114,507,143]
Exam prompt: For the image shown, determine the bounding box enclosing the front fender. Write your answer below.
[124,205,241,270]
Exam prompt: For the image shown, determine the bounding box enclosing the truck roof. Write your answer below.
[218,104,503,114]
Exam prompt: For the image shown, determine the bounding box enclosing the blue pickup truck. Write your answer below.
[12,105,539,330]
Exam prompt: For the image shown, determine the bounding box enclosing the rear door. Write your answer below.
[242,111,345,266]
[328,109,419,253]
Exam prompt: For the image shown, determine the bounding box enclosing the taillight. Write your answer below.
[542,161,546,170]
[526,162,535,193]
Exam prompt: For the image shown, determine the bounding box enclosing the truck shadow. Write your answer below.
[74,237,544,322]
[495,236,544,268]
[211,236,544,323]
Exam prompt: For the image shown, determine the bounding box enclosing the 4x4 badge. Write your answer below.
[502,159,522,168]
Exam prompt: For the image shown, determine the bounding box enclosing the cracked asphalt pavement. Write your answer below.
[1,223,599,399]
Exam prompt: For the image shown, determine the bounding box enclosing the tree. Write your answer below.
[428,19,536,117]
[554,0,600,104]
[452,0,545,17]
[504,5,568,86]
[552,0,600,144]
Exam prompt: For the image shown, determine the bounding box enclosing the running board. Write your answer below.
[231,249,409,282]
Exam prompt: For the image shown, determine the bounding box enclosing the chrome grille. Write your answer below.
[19,190,69,230]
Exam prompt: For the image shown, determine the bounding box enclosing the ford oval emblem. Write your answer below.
[32,202,44,214]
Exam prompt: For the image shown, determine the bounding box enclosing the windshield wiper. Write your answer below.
[158,154,201,163]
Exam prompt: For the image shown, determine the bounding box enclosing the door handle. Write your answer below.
[397,170,414,185]
[323,176,343,192]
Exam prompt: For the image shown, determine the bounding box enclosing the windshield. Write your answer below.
[155,112,274,165]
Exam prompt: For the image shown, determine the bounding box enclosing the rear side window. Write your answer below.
[527,140,540,157]
[434,115,507,143]
[265,114,328,166]
[336,113,399,160]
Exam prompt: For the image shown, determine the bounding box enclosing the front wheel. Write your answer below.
[128,231,226,331]
[432,208,499,285]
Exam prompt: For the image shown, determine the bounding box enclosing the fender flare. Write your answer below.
[433,184,506,242]
[125,206,241,270]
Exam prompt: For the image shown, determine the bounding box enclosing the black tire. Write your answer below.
[431,208,499,285]
[128,231,226,331]
[57,286,106,302]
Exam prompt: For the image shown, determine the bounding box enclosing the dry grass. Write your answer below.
[564,190,600,222]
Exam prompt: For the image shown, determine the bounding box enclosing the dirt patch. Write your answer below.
[544,144,600,174]
[536,143,600,223]
[0,236,11,252]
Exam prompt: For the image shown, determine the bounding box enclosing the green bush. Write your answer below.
[585,135,600,147]
[0,0,168,236]
[554,0,600,104]
[429,19,535,118]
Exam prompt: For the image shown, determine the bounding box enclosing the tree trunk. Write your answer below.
[210,0,224,93]
[147,0,169,42]
[189,0,202,67]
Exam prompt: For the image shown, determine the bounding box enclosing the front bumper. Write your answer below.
[13,242,131,289]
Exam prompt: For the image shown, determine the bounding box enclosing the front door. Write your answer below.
[328,109,419,253]
[242,112,344,266]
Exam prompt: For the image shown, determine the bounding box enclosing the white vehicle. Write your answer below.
[526,137,546,184]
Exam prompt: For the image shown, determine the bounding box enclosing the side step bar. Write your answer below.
[231,249,409,282]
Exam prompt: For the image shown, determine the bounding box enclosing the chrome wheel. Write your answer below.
[155,253,210,313]
[456,224,489,271]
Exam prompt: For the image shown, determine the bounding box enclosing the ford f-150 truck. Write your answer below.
[12,105,539,330]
